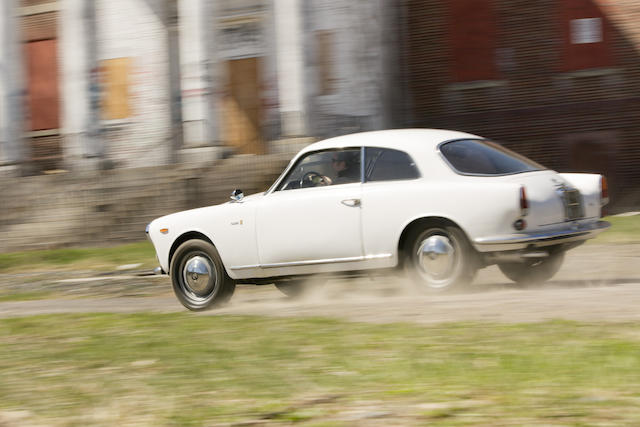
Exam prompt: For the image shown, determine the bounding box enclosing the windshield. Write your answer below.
[440,139,545,175]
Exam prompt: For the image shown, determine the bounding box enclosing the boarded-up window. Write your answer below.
[448,0,498,82]
[316,31,335,95]
[101,58,131,120]
[25,39,60,131]
[560,0,614,71]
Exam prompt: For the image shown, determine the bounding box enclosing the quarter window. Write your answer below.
[365,148,420,182]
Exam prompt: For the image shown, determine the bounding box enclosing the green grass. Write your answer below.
[1,315,640,425]
[593,214,640,243]
[0,241,157,273]
[0,291,52,302]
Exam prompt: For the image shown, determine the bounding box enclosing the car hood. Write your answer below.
[151,192,265,226]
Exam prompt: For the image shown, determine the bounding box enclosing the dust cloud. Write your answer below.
[212,244,640,324]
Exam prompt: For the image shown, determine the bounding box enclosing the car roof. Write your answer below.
[299,129,481,156]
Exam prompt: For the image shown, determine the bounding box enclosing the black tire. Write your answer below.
[403,225,478,292]
[274,277,324,298]
[170,239,235,311]
[498,251,565,286]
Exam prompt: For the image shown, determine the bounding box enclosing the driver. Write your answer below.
[332,151,360,184]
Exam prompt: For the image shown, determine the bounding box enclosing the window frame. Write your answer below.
[438,138,547,177]
[364,147,422,183]
[270,147,364,193]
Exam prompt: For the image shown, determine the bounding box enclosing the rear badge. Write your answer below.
[231,220,244,226]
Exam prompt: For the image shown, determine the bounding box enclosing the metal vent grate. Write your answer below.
[563,189,584,220]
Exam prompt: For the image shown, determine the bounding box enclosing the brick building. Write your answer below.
[403,0,640,208]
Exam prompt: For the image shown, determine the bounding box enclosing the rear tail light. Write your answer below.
[520,186,529,216]
[600,175,609,217]
[600,175,609,206]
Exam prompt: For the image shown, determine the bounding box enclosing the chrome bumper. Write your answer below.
[473,220,610,251]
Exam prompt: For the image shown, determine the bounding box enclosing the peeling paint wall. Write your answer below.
[304,0,393,138]
[96,0,171,168]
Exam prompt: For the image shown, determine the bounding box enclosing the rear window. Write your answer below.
[440,139,544,175]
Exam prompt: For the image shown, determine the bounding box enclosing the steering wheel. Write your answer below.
[300,171,332,187]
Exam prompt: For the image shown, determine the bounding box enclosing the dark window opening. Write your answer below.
[365,148,420,182]
[440,139,544,175]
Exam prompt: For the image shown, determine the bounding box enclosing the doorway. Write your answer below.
[222,57,265,154]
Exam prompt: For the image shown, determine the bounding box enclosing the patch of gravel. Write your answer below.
[0,244,639,324]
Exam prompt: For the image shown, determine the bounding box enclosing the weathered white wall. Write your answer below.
[60,0,90,168]
[273,0,306,136]
[96,0,171,168]
[1,0,25,168]
[304,0,388,137]
[179,0,208,147]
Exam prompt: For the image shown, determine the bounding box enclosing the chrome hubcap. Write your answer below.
[417,234,456,286]
[182,255,216,297]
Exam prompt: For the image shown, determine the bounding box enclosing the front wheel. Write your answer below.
[403,225,478,292]
[170,239,235,311]
[498,251,565,286]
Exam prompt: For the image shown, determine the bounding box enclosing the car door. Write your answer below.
[256,148,363,267]
[360,147,422,257]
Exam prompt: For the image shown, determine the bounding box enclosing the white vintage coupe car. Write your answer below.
[146,129,610,310]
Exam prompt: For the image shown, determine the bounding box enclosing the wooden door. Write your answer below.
[26,39,60,131]
[222,57,264,155]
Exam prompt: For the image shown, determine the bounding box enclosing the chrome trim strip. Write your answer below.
[229,253,392,270]
[229,264,261,270]
[474,220,610,245]
[538,216,599,227]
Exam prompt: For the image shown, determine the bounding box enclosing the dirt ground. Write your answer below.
[1,243,640,324]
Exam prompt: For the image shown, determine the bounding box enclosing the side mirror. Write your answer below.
[230,189,244,202]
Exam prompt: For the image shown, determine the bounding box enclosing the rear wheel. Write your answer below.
[499,251,565,286]
[403,225,478,292]
[170,239,235,311]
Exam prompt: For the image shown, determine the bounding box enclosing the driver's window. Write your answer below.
[277,148,361,191]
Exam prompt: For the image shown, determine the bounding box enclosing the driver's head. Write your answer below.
[331,151,355,172]
[331,153,346,172]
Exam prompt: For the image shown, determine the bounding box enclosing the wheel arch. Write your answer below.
[396,216,473,267]
[168,231,215,273]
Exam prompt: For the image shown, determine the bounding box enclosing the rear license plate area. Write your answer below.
[563,189,584,220]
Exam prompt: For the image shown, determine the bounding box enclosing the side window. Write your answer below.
[365,148,420,182]
[277,148,361,191]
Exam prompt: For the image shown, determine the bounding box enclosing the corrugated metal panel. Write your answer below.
[20,0,56,7]
[404,0,640,209]
[560,0,615,71]
[30,135,62,171]
[21,12,57,41]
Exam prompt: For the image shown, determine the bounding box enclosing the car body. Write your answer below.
[146,129,610,310]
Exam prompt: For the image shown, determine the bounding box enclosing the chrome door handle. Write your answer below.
[341,198,361,207]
